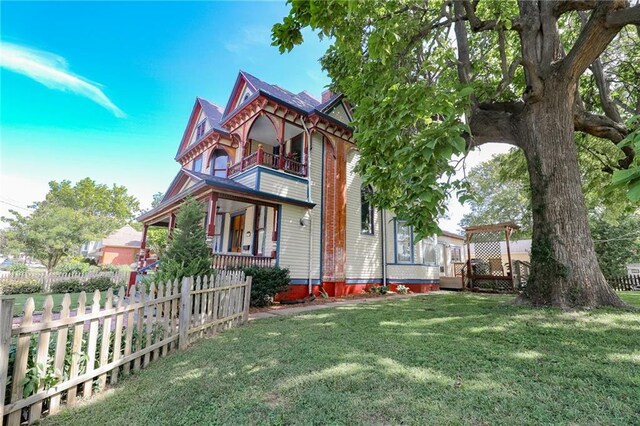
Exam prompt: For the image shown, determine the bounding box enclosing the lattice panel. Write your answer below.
[470,231,505,277]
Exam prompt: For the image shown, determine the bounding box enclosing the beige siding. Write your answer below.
[258,170,308,201]
[384,211,439,282]
[187,110,208,147]
[276,132,322,282]
[232,170,258,190]
[345,151,382,279]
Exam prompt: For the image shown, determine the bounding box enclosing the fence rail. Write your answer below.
[0,270,252,426]
[607,275,640,291]
[0,270,129,294]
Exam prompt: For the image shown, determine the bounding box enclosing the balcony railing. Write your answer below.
[227,145,307,178]
[212,253,275,270]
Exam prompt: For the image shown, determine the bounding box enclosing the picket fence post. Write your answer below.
[243,276,252,324]
[0,299,14,422]
[179,276,192,349]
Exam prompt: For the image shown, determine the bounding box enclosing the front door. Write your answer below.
[230,214,245,253]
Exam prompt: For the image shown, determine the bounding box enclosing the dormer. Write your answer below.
[175,98,231,168]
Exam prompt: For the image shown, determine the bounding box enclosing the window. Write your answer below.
[395,220,413,263]
[211,214,224,253]
[192,155,203,173]
[210,149,229,177]
[361,185,374,234]
[422,237,438,265]
[253,206,267,256]
[196,121,206,139]
[450,246,462,262]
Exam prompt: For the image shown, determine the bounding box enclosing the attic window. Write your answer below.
[242,91,252,103]
[196,121,206,139]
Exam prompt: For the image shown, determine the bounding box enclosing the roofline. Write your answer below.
[138,172,315,222]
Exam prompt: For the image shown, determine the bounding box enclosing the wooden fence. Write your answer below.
[0,270,252,426]
[0,270,130,294]
[607,275,640,291]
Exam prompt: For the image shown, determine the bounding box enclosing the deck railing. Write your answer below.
[227,145,307,178]
[212,253,275,270]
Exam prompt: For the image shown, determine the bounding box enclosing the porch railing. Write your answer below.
[227,145,307,178]
[212,253,275,269]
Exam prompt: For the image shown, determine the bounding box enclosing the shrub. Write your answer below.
[369,285,389,295]
[55,259,90,274]
[1,280,42,295]
[50,280,82,294]
[241,266,290,307]
[396,285,411,294]
[7,262,29,274]
[85,276,114,292]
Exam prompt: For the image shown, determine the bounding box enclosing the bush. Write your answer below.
[50,280,82,294]
[55,259,90,274]
[242,266,290,307]
[0,280,42,295]
[369,285,389,295]
[396,284,411,294]
[85,276,114,291]
[7,262,29,274]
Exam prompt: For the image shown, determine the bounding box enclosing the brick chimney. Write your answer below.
[321,89,335,103]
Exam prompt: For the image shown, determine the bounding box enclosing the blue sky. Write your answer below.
[1,1,331,216]
[0,1,506,232]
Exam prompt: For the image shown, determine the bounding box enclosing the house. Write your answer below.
[137,71,442,299]
[85,225,141,267]
[437,231,467,290]
[627,263,640,276]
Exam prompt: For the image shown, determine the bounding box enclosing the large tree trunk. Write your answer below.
[516,78,625,309]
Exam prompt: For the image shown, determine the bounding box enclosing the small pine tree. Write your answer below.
[156,197,212,283]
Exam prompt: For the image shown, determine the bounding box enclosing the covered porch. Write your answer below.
[137,171,315,271]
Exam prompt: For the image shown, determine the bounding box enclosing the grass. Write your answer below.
[43,292,639,425]
[1,290,118,315]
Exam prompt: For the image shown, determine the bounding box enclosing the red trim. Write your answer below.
[275,283,440,301]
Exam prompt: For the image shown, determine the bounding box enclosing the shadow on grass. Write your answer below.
[42,292,640,426]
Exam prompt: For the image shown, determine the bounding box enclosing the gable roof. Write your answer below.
[175,97,228,159]
[197,97,227,134]
[102,225,142,248]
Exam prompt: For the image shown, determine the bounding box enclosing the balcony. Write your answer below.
[228,146,307,178]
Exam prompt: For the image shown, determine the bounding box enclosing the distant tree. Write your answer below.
[147,227,168,258]
[590,215,640,278]
[155,197,211,283]
[2,178,140,271]
[151,192,164,209]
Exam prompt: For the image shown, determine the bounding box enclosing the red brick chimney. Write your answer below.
[321,89,334,103]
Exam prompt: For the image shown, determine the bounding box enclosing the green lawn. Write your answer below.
[1,290,116,316]
[43,292,639,425]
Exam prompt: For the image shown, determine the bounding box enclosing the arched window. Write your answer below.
[210,149,229,178]
[361,185,374,234]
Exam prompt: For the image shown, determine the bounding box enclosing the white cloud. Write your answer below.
[0,41,125,117]
[224,26,271,54]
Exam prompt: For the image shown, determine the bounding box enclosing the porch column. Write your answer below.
[257,144,264,165]
[138,224,149,269]
[277,118,286,170]
[271,206,278,258]
[168,212,177,239]
[140,224,148,250]
[207,193,218,237]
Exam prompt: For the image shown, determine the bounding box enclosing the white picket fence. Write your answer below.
[0,270,130,294]
[0,271,252,426]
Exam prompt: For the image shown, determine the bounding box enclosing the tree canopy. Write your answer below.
[273,0,640,308]
[2,178,140,271]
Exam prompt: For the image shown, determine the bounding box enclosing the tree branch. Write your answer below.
[606,4,640,27]
[467,104,521,148]
[554,0,597,17]
[560,1,629,83]
[589,58,622,123]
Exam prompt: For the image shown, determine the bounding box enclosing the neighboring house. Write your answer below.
[437,231,467,290]
[86,225,141,267]
[138,71,442,300]
[627,264,640,276]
